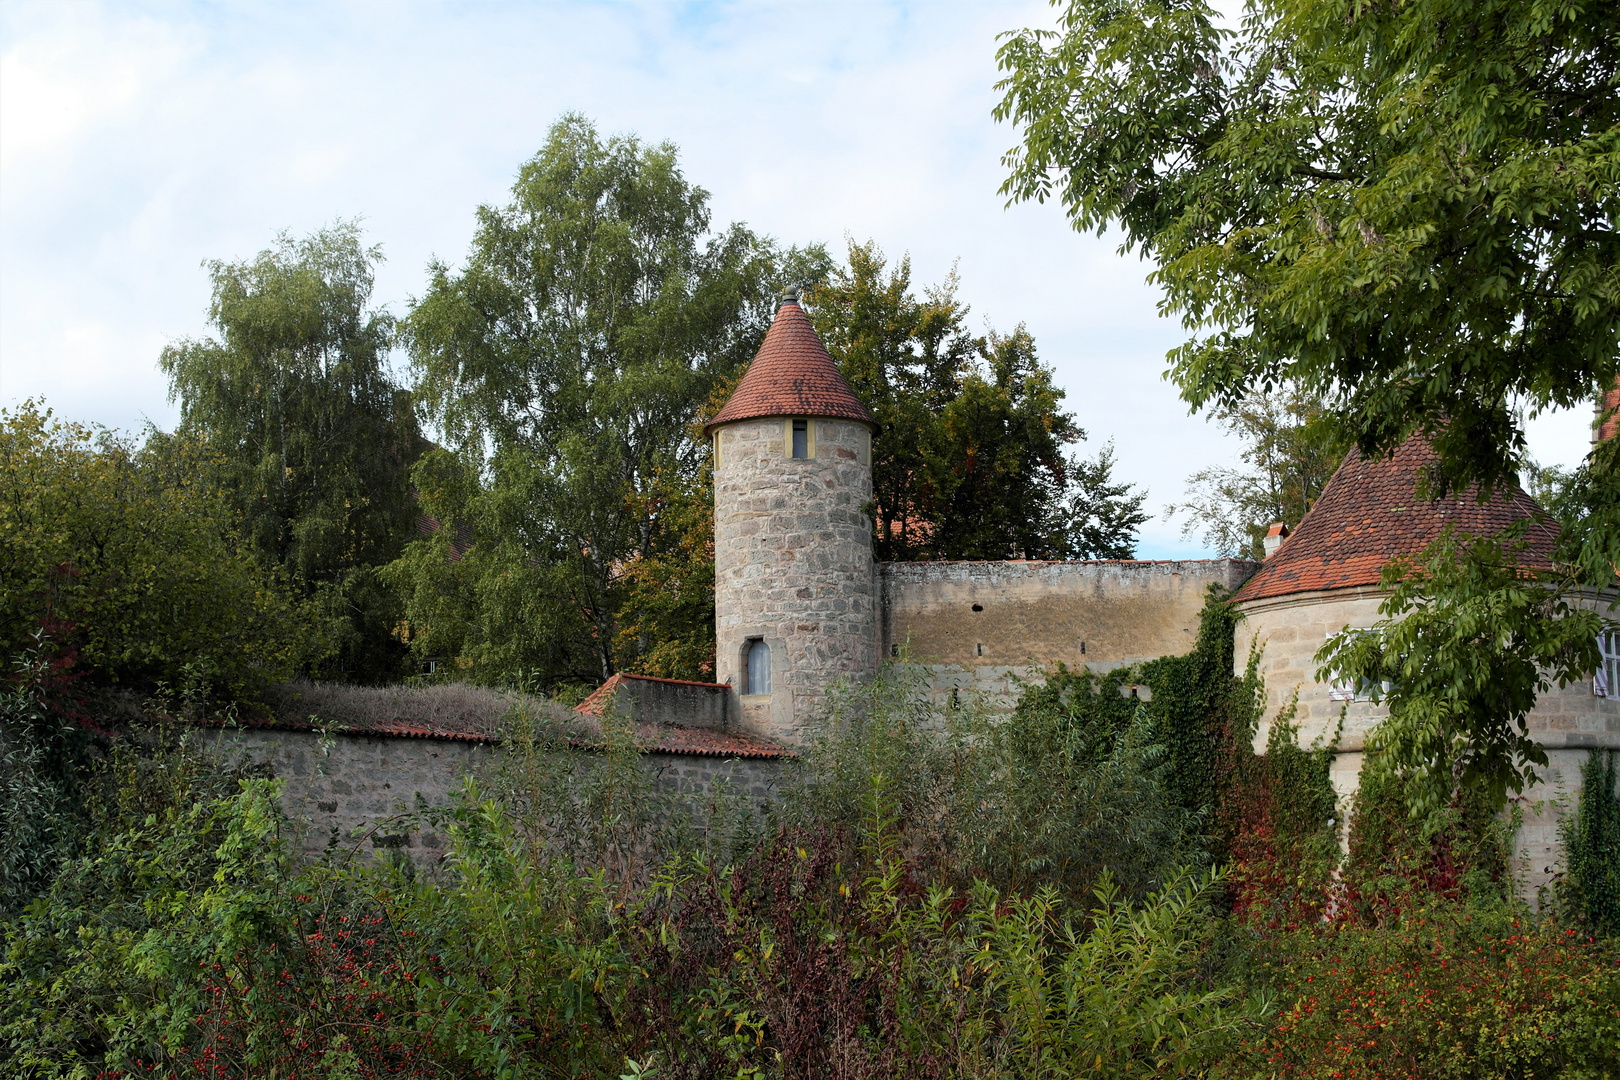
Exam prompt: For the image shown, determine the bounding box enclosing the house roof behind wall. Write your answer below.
[1232,436,1560,603]
[705,297,875,434]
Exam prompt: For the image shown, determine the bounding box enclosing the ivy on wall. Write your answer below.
[1559,751,1620,936]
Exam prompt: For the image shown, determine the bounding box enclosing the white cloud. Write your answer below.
[0,0,1593,562]
[0,9,194,167]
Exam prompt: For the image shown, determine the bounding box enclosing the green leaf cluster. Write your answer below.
[1318,524,1609,814]
[808,241,1148,561]
[1557,750,1620,936]
[0,402,315,698]
[161,222,425,684]
[997,0,1620,503]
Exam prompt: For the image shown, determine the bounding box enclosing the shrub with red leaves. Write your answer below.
[1234,909,1620,1078]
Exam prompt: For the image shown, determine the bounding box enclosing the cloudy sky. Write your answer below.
[0,0,1597,557]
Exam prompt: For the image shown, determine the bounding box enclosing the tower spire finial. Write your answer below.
[779,285,801,308]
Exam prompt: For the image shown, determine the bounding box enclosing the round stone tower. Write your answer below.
[705,291,879,746]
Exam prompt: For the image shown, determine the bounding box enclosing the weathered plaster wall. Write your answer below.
[1233,588,1392,759]
[713,416,877,747]
[881,559,1258,671]
[1514,749,1606,897]
[1235,587,1620,897]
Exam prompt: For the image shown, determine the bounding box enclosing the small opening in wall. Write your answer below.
[1079,641,1086,654]
[976,643,984,656]
[791,419,808,459]
[890,643,900,658]
[745,638,771,695]
[971,603,983,612]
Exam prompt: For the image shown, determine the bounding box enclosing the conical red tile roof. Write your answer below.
[704,298,875,434]
[1232,436,1559,603]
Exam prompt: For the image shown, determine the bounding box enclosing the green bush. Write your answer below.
[0,643,96,914]
[0,402,317,698]
[783,660,1205,906]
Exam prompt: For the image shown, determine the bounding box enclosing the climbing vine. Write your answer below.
[1558,750,1620,936]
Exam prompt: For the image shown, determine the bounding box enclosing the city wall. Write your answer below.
[880,559,1258,709]
[208,726,790,866]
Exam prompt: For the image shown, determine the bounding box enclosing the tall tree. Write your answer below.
[806,242,976,559]
[996,0,1620,579]
[398,115,810,689]
[1169,387,1348,558]
[807,242,1148,561]
[1065,441,1151,560]
[160,224,424,683]
[928,327,1086,559]
[996,0,1620,807]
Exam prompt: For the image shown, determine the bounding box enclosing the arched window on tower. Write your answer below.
[745,638,771,695]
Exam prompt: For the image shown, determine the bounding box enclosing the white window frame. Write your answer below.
[1327,629,1389,703]
[1595,630,1620,698]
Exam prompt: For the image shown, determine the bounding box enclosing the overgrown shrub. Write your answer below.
[1340,754,1516,922]
[783,660,1204,905]
[1231,906,1620,1079]
[1219,693,1342,931]
[0,402,317,698]
[480,698,744,885]
[0,777,286,1075]
[0,640,96,914]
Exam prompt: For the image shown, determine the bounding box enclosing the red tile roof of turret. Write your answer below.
[704,298,875,434]
[1232,436,1559,603]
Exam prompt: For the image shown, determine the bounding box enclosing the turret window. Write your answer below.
[745,638,771,695]
[791,419,809,458]
[1596,630,1620,697]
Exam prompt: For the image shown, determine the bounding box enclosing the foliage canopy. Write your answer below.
[807,241,1148,561]
[996,0,1620,505]
[395,115,809,689]
[160,223,424,683]
[0,402,313,697]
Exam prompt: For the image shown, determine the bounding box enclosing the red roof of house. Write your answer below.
[631,724,791,760]
[704,298,875,434]
[1232,436,1560,604]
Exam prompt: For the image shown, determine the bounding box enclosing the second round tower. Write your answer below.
[705,292,878,746]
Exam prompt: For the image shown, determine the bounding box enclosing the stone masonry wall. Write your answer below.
[645,751,794,816]
[210,727,496,863]
[1235,588,1620,897]
[211,727,794,866]
[713,416,877,746]
[612,676,731,730]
